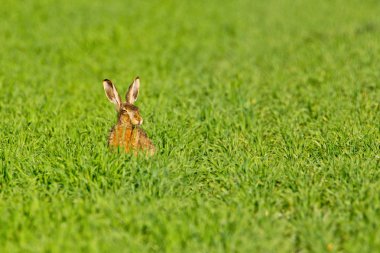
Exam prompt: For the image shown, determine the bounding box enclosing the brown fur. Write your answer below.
[103,78,155,156]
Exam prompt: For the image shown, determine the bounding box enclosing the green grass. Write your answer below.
[0,0,379,252]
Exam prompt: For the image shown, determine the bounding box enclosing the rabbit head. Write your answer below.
[103,77,143,126]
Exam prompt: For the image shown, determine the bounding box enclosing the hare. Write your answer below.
[103,77,155,155]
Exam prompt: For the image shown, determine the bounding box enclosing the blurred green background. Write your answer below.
[0,0,379,252]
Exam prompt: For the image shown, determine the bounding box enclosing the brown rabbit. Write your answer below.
[103,77,155,155]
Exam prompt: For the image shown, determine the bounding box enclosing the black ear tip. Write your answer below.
[135,76,140,80]
[103,79,113,84]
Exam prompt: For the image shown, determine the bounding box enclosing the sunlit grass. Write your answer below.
[0,0,379,252]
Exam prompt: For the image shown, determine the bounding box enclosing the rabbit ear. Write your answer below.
[103,79,122,111]
[126,77,140,104]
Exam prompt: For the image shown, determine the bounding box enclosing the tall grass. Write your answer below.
[0,0,379,252]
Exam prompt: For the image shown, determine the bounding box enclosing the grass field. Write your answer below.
[0,0,379,252]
